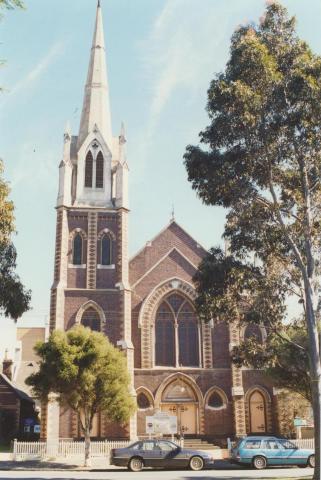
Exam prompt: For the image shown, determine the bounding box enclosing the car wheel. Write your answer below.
[128,457,144,472]
[308,455,315,468]
[189,455,204,471]
[252,456,267,470]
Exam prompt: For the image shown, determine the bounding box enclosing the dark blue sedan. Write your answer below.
[110,439,214,471]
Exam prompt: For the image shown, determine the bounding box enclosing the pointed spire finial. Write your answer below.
[78,0,112,148]
[4,349,8,360]
[119,121,126,144]
[170,204,175,223]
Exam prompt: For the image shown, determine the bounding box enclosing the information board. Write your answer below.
[146,412,177,434]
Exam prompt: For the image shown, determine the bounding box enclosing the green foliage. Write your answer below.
[277,391,311,437]
[232,321,311,401]
[26,325,136,428]
[0,0,24,10]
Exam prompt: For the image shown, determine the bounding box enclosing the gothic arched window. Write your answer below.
[81,307,100,332]
[85,151,93,187]
[212,322,230,368]
[244,324,263,344]
[178,302,199,367]
[96,151,104,188]
[155,303,175,367]
[208,391,224,409]
[154,293,200,368]
[73,233,83,265]
[137,392,151,410]
[101,234,112,265]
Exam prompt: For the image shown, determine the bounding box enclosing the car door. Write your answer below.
[264,439,283,465]
[140,440,162,467]
[157,440,186,468]
[277,439,304,466]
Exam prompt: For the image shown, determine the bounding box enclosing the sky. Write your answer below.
[1,0,321,360]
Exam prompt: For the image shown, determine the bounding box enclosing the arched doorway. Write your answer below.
[160,380,198,435]
[249,390,266,433]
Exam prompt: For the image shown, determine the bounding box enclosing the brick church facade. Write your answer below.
[43,2,281,443]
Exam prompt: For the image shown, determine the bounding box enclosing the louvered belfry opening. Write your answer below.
[85,151,93,187]
[96,151,104,188]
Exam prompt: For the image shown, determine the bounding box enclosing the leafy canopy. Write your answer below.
[26,325,136,425]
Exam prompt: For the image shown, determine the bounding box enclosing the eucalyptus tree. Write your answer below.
[185,3,321,477]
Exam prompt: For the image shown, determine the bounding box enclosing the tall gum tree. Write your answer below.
[184,3,321,478]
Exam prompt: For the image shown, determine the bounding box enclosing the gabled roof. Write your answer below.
[0,373,34,403]
[130,220,207,262]
[129,220,207,287]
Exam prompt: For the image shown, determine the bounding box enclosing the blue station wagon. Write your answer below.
[231,436,315,469]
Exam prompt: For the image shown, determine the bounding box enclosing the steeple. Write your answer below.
[78,1,112,148]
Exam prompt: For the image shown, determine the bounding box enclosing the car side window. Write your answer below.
[141,441,156,451]
[158,441,175,452]
[266,440,280,450]
[278,439,296,449]
[244,440,262,449]
[131,442,142,450]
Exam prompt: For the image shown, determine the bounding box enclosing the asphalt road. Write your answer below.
[0,468,313,480]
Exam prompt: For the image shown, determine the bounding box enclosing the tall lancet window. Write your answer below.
[101,234,112,265]
[85,151,93,187]
[73,233,83,265]
[96,151,104,188]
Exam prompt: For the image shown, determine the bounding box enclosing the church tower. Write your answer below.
[44,1,135,441]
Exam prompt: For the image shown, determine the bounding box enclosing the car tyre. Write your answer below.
[308,455,315,468]
[128,456,144,472]
[252,455,267,470]
[189,455,204,471]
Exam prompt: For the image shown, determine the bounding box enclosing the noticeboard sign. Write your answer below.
[146,413,177,435]
[294,418,307,427]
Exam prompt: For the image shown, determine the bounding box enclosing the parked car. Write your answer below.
[231,435,315,469]
[110,439,214,471]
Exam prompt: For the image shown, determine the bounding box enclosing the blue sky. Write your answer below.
[1,0,321,359]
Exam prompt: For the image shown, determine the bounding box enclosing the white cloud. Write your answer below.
[9,41,64,96]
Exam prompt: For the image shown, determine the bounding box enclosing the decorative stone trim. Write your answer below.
[138,278,197,369]
[97,264,115,269]
[87,212,98,289]
[75,300,106,329]
[68,264,86,269]
[97,228,116,241]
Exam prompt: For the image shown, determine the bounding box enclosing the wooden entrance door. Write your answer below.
[161,403,196,435]
[249,391,266,433]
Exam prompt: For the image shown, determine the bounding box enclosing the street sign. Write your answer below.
[294,417,307,427]
[146,412,177,434]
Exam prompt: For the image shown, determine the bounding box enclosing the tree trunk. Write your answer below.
[304,283,321,480]
[84,425,91,467]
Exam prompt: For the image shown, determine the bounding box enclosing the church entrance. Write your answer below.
[160,380,198,435]
[249,390,266,433]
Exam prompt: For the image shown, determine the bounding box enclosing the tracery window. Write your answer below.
[72,233,83,265]
[101,234,112,265]
[155,293,200,368]
[95,151,104,188]
[208,391,224,409]
[155,303,175,366]
[85,151,93,187]
[137,392,151,410]
[244,324,263,344]
[81,307,100,332]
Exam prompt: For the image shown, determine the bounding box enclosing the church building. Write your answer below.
[43,2,281,443]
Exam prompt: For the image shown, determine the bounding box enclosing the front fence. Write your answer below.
[292,438,315,450]
[13,439,130,461]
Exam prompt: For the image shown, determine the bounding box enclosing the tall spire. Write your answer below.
[78,1,112,148]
